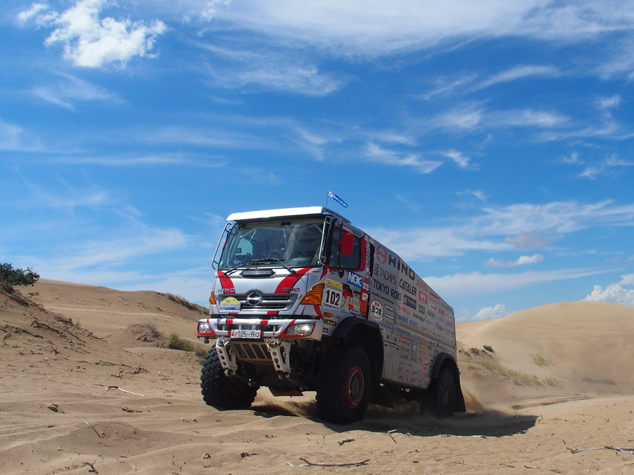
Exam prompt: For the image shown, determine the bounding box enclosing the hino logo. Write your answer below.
[245,291,263,306]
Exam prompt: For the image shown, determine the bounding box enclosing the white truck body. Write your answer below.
[197,207,464,422]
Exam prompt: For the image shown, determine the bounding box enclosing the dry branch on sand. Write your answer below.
[299,457,370,467]
[568,445,634,455]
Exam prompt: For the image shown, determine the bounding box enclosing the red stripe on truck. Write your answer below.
[275,267,311,293]
[217,270,236,294]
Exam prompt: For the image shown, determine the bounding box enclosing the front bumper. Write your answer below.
[196,317,324,340]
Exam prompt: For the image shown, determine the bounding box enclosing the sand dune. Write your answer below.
[1,280,634,474]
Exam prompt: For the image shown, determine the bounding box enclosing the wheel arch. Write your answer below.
[331,318,384,384]
[431,352,466,413]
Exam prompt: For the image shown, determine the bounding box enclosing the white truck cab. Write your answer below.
[197,206,465,423]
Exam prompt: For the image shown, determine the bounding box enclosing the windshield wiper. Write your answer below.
[224,258,296,275]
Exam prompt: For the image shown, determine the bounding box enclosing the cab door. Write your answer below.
[325,222,369,319]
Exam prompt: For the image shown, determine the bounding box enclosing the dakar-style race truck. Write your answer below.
[196,207,465,424]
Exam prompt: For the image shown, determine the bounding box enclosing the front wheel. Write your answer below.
[427,367,457,418]
[200,346,257,410]
[316,345,372,424]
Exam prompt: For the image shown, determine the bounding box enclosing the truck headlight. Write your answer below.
[285,322,315,336]
[197,321,213,334]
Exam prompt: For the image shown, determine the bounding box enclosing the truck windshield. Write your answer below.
[219,219,325,270]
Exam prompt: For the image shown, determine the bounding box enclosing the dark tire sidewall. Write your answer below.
[316,345,372,424]
[432,367,456,418]
[200,346,257,410]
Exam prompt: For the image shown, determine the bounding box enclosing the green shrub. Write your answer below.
[1,263,40,292]
[168,333,206,360]
[483,344,494,352]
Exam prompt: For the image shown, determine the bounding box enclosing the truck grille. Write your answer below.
[231,342,272,363]
[219,293,297,311]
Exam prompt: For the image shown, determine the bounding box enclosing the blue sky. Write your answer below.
[2,0,634,320]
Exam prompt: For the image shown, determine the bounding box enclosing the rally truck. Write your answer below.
[196,207,465,424]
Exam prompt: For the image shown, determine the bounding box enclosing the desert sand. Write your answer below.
[2,279,634,474]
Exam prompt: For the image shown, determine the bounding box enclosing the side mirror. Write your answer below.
[339,232,355,256]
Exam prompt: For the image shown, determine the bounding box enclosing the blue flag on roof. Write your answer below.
[328,191,348,208]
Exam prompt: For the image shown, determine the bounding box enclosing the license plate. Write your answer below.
[231,329,261,339]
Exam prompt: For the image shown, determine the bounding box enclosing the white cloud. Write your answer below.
[504,230,555,249]
[471,303,511,321]
[367,200,634,259]
[598,95,621,109]
[579,154,634,179]
[486,254,544,267]
[434,105,483,131]
[442,149,470,167]
[365,142,443,174]
[395,195,420,212]
[617,274,634,285]
[584,284,634,306]
[562,152,580,164]
[458,189,488,202]
[51,154,226,167]
[31,72,121,109]
[197,41,346,96]
[17,2,48,22]
[431,105,568,132]
[0,119,42,152]
[477,65,560,89]
[122,274,213,305]
[20,0,167,68]
[34,227,189,272]
[201,0,233,21]
[426,268,605,300]
[188,0,634,58]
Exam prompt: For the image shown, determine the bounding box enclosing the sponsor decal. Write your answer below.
[373,280,401,301]
[399,279,417,296]
[219,297,240,312]
[409,319,420,329]
[282,287,301,293]
[374,264,397,285]
[346,271,363,289]
[439,308,446,316]
[384,305,395,320]
[370,300,384,322]
[418,304,426,315]
[418,290,428,304]
[403,294,417,310]
[324,319,337,326]
[430,303,439,312]
[376,246,388,264]
[418,342,426,349]
[346,297,361,312]
[429,291,440,304]
[397,314,408,324]
[396,304,413,319]
[383,252,417,281]
[427,311,435,318]
[416,278,429,291]
[222,287,236,294]
[323,280,343,308]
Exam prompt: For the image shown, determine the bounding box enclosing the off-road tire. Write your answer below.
[427,367,457,418]
[201,346,257,409]
[316,345,372,424]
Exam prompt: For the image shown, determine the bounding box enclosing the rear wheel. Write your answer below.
[427,367,457,418]
[201,346,257,409]
[316,345,372,424]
